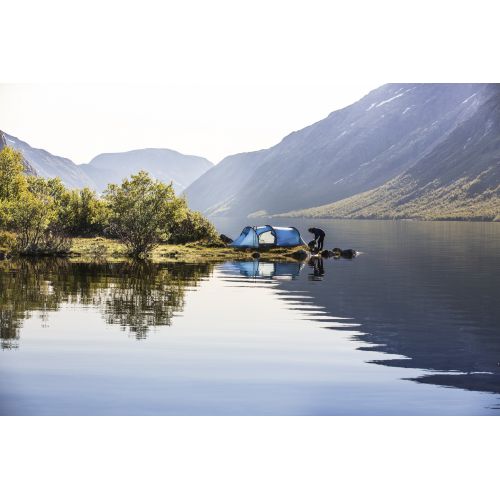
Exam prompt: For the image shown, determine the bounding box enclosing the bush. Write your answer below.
[9,189,71,255]
[10,189,56,251]
[0,147,27,202]
[168,209,219,244]
[26,177,108,237]
[22,229,72,256]
[0,231,16,253]
[58,187,110,236]
[105,171,186,257]
[1,147,219,252]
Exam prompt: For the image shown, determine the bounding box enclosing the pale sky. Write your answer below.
[1,0,498,165]
[0,83,378,165]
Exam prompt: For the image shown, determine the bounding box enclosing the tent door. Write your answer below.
[258,230,276,245]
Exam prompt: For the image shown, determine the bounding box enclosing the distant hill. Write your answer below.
[81,149,213,192]
[185,83,500,221]
[0,131,213,192]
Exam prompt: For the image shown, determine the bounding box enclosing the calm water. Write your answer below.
[1,219,499,415]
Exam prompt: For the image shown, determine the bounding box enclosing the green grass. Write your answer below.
[70,237,306,263]
[281,174,500,222]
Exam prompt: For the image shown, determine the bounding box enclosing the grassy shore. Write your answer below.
[69,237,306,263]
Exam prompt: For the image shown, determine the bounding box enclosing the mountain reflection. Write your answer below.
[272,250,500,397]
[2,235,500,400]
[0,259,213,347]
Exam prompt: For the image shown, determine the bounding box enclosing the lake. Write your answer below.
[1,219,499,415]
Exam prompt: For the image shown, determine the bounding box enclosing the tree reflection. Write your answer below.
[0,259,214,348]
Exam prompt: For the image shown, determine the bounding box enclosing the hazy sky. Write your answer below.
[0,83,378,165]
[1,1,497,165]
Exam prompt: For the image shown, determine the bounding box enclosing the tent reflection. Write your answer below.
[221,260,304,279]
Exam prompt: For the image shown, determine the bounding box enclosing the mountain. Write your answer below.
[0,130,51,175]
[182,149,270,216]
[285,86,500,221]
[1,131,91,187]
[81,149,213,192]
[185,83,500,221]
[0,131,213,192]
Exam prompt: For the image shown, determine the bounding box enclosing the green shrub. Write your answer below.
[58,187,110,236]
[8,189,71,255]
[168,209,219,244]
[105,171,186,257]
[0,147,27,203]
[0,231,16,253]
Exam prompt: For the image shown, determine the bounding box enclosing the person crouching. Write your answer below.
[308,227,325,252]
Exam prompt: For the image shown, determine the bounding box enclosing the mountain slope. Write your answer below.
[287,86,500,221]
[182,149,270,215]
[1,131,79,182]
[0,132,213,192]
[185,83,499,219]
[81,149,213,192]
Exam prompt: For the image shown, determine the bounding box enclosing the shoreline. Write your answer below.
[63,237,308,263]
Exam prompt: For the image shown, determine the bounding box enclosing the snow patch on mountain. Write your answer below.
[462,93,477,104]
[376,92,405,108]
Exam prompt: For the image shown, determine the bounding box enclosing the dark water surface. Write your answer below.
[1,220,499,415]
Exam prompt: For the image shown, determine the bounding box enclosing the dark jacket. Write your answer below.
[310,228,325,239]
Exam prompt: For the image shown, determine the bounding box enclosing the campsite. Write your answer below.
[60,225,354,263]
[4,4,500,500]
[67,235,309,263]
[1,83,499,420]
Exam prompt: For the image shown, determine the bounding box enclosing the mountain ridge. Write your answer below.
[0,131,213,192]
[3,83,500,221]
[185,83,500,221]
[283,85,500,221]
[81,148,213,192]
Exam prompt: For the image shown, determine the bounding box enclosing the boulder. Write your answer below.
[341,249,357,259]
[219,234,233,244]
[291,249,308,260]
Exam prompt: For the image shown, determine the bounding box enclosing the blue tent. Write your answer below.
[230,225,306,248]
[221,260,304,279]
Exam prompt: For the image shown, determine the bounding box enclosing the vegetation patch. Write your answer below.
[69,238,306,263]
[281,174,500,222]
[0,147,222,259]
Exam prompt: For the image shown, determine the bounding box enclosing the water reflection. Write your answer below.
[2,218,500,412]
[222,260,304,279]
[0,259,213,347]
[222,251,500,399]
[308,257,325,280]
[265,223,500,397]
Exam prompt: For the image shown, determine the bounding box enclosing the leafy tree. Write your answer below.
[0,147,27,201]
[58,187,109,236]
[9,189,64,254]
[1,147,218,253]
[168,207,219,244]
[0,231,16,254]
[105,171,186,257]
[25,176,109,236]
[0,147,28,229]
[26,175,67,201]
[72,187,109,235]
